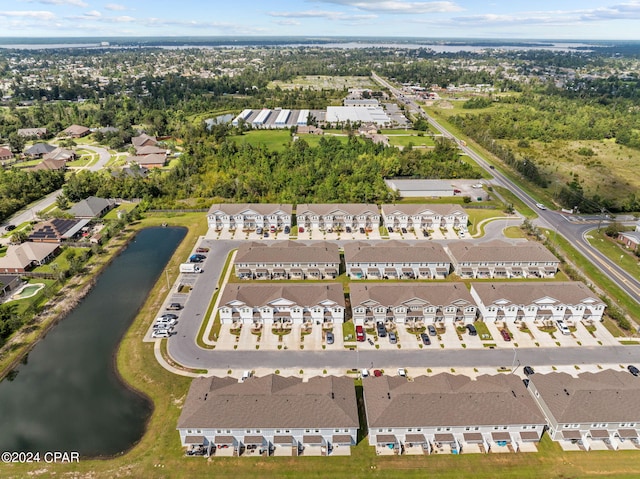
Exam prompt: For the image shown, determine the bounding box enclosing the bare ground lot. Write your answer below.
[268,75,377,91]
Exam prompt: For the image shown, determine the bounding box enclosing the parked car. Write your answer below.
[556,319,571,335]
[466,324,477,336]
[397,368,407,377]
[401,227,407,234]
[155,316,177,327]
[359,227,365,234]
[388,332,397,344]
[428,325,437,336]
[523,366,535,376]
[326,331,334,344]
[256,227,263,235]
[191,253,206,260]
[387,226,393,233]
[5,224,16,231]
[284,226,290,234]
[195,247,209,253]
[500,329,511,341]
[361,368,370,378]
[152,329,171,338]
[166,303,183,310]
[373,369,383,377]
[628,365,640,377]
[420,333,431,345]
[299,227,304,233]
[241,370,252,382]
[356,325,365,342]
[263,231,269,238]
[376,321,387,338]
[459,231,465,238]
[345,226,352,233]
[270,225,276,233]
[422,229,429,237]
[189,256,203,263]
[160,313,178,320]
[153,322,174,330]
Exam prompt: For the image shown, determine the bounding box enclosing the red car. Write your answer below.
[500,329,511,342]
[299,226,304,233]
[196,247,209,253]
[356,325,365,342]
[373,370,383,377]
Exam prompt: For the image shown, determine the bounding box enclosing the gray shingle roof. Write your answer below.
[68,196,115,218]
[448,240,559,264]
[530,370,640,424]
[24,143,55,156]
[471,282,603,307]
[235,241,339,265]
[177,375,359,429]
[220,283,345,308]
[363,373,545,428]
[350,282,474,308]
[344,240,451,264]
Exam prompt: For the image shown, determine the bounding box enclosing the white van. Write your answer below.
[152,329,171,338]
[556,320,571,335]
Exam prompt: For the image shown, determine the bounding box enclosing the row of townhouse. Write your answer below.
[207,203,469,231]
[233,240,560,281]
[234,242,340,280]
[178,370,640,457]
[218,283,346,325]
[217,281,603,327]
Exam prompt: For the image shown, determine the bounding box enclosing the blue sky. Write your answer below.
[1,0,639,39]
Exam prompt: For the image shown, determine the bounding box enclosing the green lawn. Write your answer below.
[466,209,507,236]
[387,135,436,148]
[32,247,85,274]
[103,203,138,221]
[302,134,349,148]
[585,230,640,282]
[504,226,526,238]
[230,130,293,152]
[493,186,538,219]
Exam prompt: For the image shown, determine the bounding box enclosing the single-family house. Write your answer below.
[68,196,116,219]
[296,125,323,135]
[28,218,90,243]
[42,147,76,162]
[177,374,359,457]
[132,133,158,148]
[218,283,345,326]
[0,147,14,161]
[447,240,560,279]
[112,166,150,178]
[135,145,167,156]
[381,204,468,230]
[234,241,340,280]
[350,283,477,326]
[296,204,380,232]
[24,143,56,159]
[59,124,90,138]
[470,282,605,324]
[127,153,167,168]
[0,274,23,298]
[17,127,48,139]
[363,373,546,455]
[207,204,293,231]
[343,241,452,280]
[29,158,66,171]
[527,371,640,451]
[0,242,60,273]
[618,231,640,251]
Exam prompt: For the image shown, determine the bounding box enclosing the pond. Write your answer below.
[0,227,186,456]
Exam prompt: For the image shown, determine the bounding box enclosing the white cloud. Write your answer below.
[104,3,127,11]
[0,10,56,20]
[23,0,89,7]
[310,0,463,14]
[269,9,376,21]
[274,19,301,26]
[83,10,101,18]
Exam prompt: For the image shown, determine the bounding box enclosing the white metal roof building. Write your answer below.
[325,107,391,126]
[231,109,252,126]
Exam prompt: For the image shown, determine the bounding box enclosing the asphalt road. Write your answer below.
[372,72,640,309]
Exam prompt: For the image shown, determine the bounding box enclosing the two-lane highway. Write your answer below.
[373,72,640,311]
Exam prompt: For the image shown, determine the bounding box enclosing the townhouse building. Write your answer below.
[207,204,293,231]
[296,204,379,232]
[381,204,468,230]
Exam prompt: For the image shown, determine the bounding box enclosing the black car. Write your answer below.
[167,303,183,311]
[428,325,437,336]
[628,365,640,376]
[422,229,429,237]
[523,366,535,376]
[5,224,16,231]
[284,226,290,234]
[376,321,387,338]
[161,313,178,320]
[359,227,365,234]
[387,226,393,233]
[401,227,407,234]
[345,226,351,233]
[466,324,477,336]
[420,333,431,345]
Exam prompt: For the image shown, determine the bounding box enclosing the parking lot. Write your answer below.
[214,323,343,351]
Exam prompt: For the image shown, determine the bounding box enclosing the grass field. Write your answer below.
[301,134,349,148]
[231,130,293,152]
[504,226,526,238]
[268,75,377,91]
[103,202,138,220]
[585,229,640,282]
[386,134,436,148]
